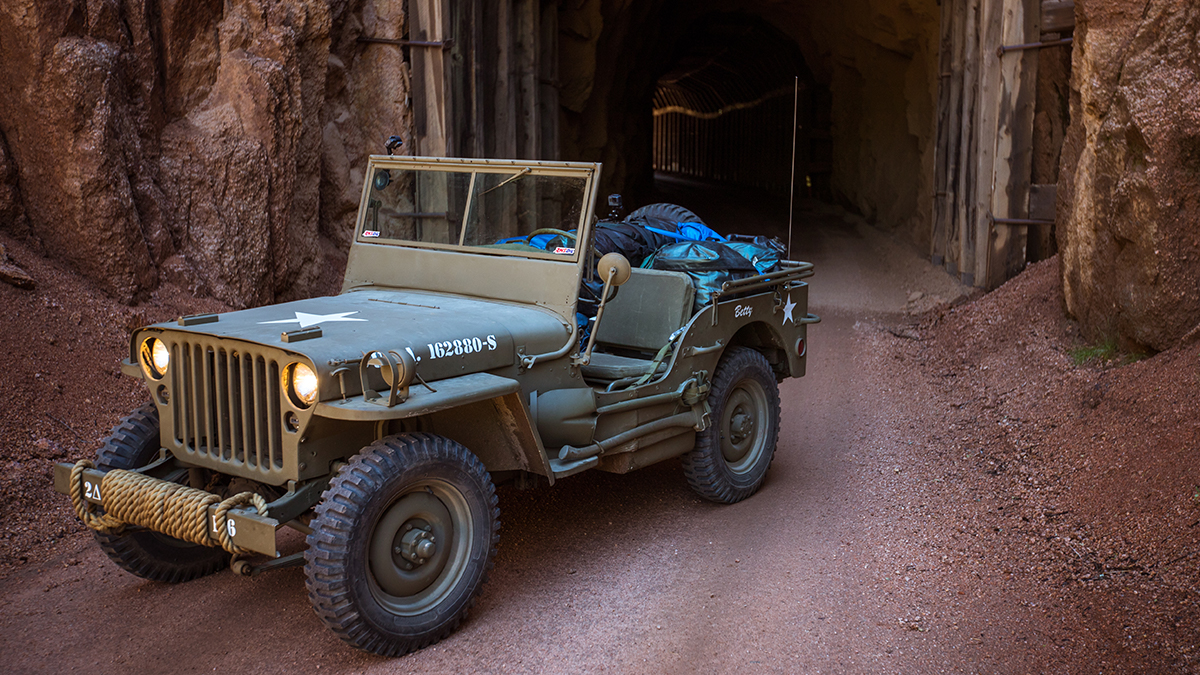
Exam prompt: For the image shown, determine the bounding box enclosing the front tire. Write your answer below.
[682,347,781,503]
[92,403,230,582]
[304,433,499,656]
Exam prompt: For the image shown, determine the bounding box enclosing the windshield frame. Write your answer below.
[352,156,598,264]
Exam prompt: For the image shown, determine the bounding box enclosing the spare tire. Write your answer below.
[627,203,706,226]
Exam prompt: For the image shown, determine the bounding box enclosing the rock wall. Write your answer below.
[0,129,26,238]
[0,0,410,307]
[1057,0,1200,352]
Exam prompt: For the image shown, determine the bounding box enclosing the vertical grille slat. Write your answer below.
[240,352,254,461]
[253,357,266,470]
[246,353,257,469]
[227,352,240,464]
[268,361,282,469]
[203,347,216,460]
[189,344,203,457]
[215,349,229,461]
[172,343,184,446]
[166,337,288,479]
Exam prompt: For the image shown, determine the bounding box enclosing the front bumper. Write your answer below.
[53,462,280,557]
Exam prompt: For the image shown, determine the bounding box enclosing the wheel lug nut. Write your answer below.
[405,524,413,531]
[394,546,402,555]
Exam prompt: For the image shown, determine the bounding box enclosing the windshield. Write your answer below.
[356,161,591,260]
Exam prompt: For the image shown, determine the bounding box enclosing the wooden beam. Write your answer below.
[1026,183,1057,260]
[957,0,985,287]
[514,0,539,159]
[984,0,1040,288]
[411,0,450,157]
[489,1,517,159]
[943,0,971,277]
[1028,183,1057,220]
[1041,1,1075,33]
[931,0,956,266]
[538,2,560,160]
[445,1,464,157]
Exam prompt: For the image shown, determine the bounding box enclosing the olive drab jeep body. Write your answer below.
[54,155,818,656]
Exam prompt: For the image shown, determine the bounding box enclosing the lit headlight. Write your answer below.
[285,362,319,408]
[139,337,170,379]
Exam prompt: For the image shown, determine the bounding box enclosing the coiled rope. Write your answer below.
[70,459,268,556]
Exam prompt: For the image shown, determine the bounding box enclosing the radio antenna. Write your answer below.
[787,75,799,260]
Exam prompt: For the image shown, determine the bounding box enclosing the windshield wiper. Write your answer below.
[478,167,531,196]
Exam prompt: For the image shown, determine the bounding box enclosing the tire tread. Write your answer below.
[304,433,500,657]
[681,347,781,504]
[93,403,229,583]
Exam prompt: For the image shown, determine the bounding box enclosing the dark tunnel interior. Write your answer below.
[650,14,828,200]
[557,0,941,249]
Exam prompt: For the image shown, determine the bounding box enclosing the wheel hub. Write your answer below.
[729,410,754,443]
[720,380,768,470]
[369,492,455,600]
[395,524,437,567]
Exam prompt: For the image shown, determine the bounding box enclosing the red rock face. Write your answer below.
[1057,0,1200,352]
[0,0,411,307]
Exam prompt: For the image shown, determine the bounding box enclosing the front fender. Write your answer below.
[315,372,519,421]
[315,372,553,480]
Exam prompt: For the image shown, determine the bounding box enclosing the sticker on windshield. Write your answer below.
[553,247,575,255]
[362,230,380,238]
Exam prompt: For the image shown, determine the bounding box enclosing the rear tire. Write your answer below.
[304,433,499,656]
[92,403,230,583]
[682,348,781,503]
[628,202,706,225]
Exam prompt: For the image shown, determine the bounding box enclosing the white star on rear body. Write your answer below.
[258,311,368,329]
[782,295,797,325]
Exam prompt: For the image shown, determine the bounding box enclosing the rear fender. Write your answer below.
[728,321,797,378]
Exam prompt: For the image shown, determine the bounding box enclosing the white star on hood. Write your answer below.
[782,295,797,325]
[259,311,367,329]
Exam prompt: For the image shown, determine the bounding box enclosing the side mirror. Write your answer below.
[576,253,632,366]
[597,252,631,287]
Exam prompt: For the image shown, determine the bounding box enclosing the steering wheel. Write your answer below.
[525,228,577,243]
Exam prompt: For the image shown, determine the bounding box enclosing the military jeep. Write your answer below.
[54,155,817,656]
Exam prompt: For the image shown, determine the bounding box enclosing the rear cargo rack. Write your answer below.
[714,260,814,299]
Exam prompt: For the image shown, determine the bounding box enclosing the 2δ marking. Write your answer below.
[427,334,497,360]
[84,480,102,502]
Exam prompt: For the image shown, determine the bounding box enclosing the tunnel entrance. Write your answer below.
[551,0,944,256]
[414,0,1071,290]
[649,14,831,201]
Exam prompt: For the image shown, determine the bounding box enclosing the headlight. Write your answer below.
[139,337,170,379]
[284,362,319,408]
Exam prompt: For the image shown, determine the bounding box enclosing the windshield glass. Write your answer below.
[357,162,590,259]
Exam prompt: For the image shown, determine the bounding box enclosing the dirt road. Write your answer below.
[3,181,1188,673]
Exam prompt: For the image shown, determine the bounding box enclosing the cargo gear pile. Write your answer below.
[54,155,818,657]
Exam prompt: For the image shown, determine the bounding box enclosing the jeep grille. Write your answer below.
[168,339,285,474]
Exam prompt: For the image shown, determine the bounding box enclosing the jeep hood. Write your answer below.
[142,289,571,384]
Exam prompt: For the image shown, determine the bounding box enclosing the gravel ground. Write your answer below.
[0,183,1196,672]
